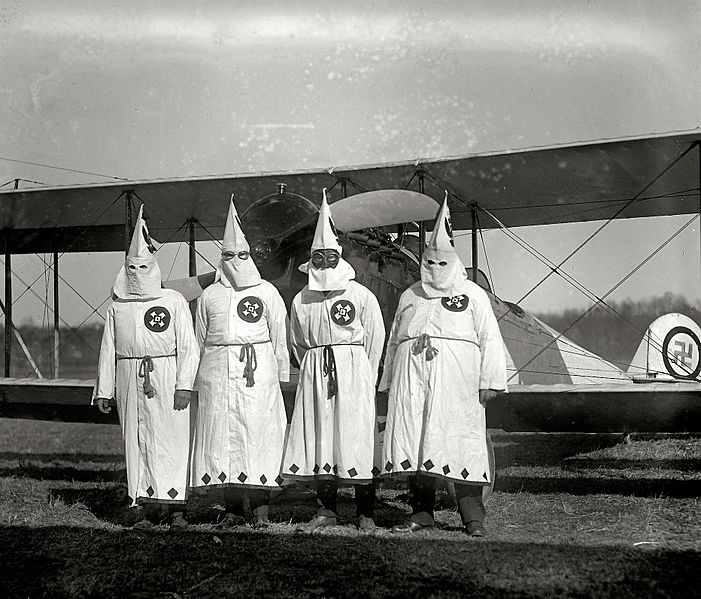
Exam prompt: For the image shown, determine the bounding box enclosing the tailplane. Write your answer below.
[627,313,701,381]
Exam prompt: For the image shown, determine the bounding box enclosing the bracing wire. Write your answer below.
[513,141,698,305]
[507,214,699,381]
[0,156,129,181]
[419,167,696,357]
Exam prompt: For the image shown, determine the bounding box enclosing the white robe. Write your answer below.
[93,289,199,506]
[190,279,289,492]
[283,280,385,484]
[379,279,507,486]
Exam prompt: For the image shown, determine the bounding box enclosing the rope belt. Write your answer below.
[117,352,176,398]
[205,340,271,387]
[308,343,363,399]
[401,334,478,361]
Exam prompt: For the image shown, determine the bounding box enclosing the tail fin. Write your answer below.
[627,313,701,381]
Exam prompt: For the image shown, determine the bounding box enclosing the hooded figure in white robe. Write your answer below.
[190,197,289,527]
[379,193,507,536]
[93,205,199,526]
[282,190,385,531]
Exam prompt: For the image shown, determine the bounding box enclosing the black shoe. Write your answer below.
[358,516,377,532]
[254,517,270,529]
[216,513,245,529]
[169,512,188,530]
[465,521,486,537]
[391,521,433,533]
[296,514,337,533]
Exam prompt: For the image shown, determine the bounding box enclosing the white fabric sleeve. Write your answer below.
[361,288,386,388]
[267,287,290,382]
[194,294,207,350]
[92,306,116,402]
[174,294,200,391]
[474,289,508,392]
[289,300,307,367]
[377,295,403,392]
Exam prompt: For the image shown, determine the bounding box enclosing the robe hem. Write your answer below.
[136,497,188,506]
[281,473,374,484]
[190,482,283,493]
[380,470,491,485]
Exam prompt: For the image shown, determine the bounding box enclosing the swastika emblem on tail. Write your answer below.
[662,326,701,380]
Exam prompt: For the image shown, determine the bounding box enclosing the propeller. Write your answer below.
[163,189,439,301]
[331,190,438,232]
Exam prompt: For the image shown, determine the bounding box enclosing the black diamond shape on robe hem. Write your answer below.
[442,465,450,475]
[461,468,469,479]
[322,463,331,473]
[377,421,386,433]
[201,473,211,485]
[423,459,434,471]
[401,459,411,470]
[483,472,489,481]
[238,472,247,483]
[289,464,299,474]
[333,465,338,475]
[385,461,393,472]
[275,475,283,486]
[146,486,154,497]
[313,464,320,474]
[218,472,227,483]
[167,488,178,499]
[348,468,357,477]
[371,466,380,476]
[260,475,267,484]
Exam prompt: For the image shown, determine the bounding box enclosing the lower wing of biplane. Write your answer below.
[0,130,700,431]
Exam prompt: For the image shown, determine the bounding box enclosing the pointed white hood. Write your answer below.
[299,189,355,292]
[217,196,262,289]
[421,192,466,298]
[113,205,163,301]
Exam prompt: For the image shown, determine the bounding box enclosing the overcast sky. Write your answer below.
[1,0,699,327]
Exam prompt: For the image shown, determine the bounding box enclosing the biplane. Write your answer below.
[0,129,700,432]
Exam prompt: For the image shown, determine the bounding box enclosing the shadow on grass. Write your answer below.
[491,433,624,467]
[563,457,701,472]
[2,524,699,598]
[0,452,125,482]
[495,475,701,498]
[48,484,412,529]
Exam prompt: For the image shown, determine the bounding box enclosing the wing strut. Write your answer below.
[471,207,478,285]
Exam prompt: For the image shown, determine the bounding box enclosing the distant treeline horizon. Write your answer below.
[534,292,701,370]
[0,292,698,379]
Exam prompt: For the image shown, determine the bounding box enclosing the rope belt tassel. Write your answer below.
[411,334,439,360]
[138,356,156,397]
[239,343,258,388]
[117,352,176,399]
[204,340,271,389]
[322,345,338,399]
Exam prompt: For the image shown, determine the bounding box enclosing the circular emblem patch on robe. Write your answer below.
[441,294,469,312]
[144,306,171,332]
[237,296,263,323]
[330,300,356,326]
[662,326,701,380]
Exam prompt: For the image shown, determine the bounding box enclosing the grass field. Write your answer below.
[1,418,700,598]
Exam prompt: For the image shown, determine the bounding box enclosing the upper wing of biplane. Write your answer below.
[0,129,698,253]
[1,129,700,432]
